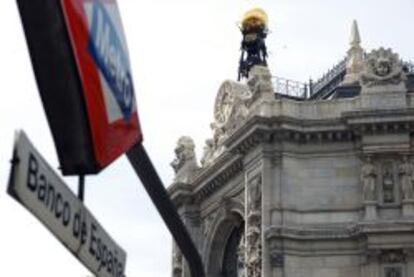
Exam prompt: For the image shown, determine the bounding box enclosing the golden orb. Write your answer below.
[241,8,268,31]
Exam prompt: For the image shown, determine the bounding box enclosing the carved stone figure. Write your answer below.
[360,47,406,87]
[200,139,215,167]
[400,156,414,200]
[171,136,196,172]
[361,156,377,201]
[382,164,395,203]
[171,136,199,183]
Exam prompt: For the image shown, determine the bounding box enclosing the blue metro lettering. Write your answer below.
[88,2,134,122]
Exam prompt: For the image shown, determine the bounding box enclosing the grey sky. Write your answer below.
[0,0,413,276]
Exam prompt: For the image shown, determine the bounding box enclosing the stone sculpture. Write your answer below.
[246,225,261,277]
[246,175,262,277]
[361,156,377,201]
[360,47,406,87]
[399,156,414,200]
[171,136,199,183]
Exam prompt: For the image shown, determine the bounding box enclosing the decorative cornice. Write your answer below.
[193,154,244,202]
[168,182,194,208]
[224,115,356,155]
[169,107,414,205]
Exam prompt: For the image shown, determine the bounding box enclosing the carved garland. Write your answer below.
[245,174,262,277]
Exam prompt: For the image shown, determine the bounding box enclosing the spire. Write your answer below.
[350,20,361,47]
[342,20,364,85]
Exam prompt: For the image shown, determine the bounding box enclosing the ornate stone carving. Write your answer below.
[212,80,252,144]
[172,242,183,277]
[237,233,246,277]
[360,47,406,88]
[246,225,261,277]
[201,67,274,168]
[171,136,199,183]
[361,156,378,201]
[245,175,262,277]
[399,156,414,200]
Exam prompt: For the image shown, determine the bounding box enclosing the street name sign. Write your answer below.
[8,131,127,277]
[17,0,142,175]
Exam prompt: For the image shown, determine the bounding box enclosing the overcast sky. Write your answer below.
[0,1,413,276]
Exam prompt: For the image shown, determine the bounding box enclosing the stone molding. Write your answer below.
[170,108,414,207]
[194,154,243,202]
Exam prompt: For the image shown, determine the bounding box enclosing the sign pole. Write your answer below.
[126,143,205,277]
[78,174,85,202]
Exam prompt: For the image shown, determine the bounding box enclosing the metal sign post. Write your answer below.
[127,143,205,277]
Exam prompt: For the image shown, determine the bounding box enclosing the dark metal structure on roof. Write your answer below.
[272,60,414,101]
[238,8,269,81]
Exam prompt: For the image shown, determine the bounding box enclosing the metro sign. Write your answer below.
[61,0,142,169]
[17,0,142,175]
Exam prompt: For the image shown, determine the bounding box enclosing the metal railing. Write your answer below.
[310,58,347,98]
[272,76,308,99]
[403,61,414,74]
[271,59,413,100]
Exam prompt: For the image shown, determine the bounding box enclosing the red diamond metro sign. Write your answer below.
[17,0,142,175]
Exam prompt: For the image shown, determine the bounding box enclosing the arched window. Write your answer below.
[222,221,245,277]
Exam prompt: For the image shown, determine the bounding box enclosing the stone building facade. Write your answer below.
[168,22,414,277]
